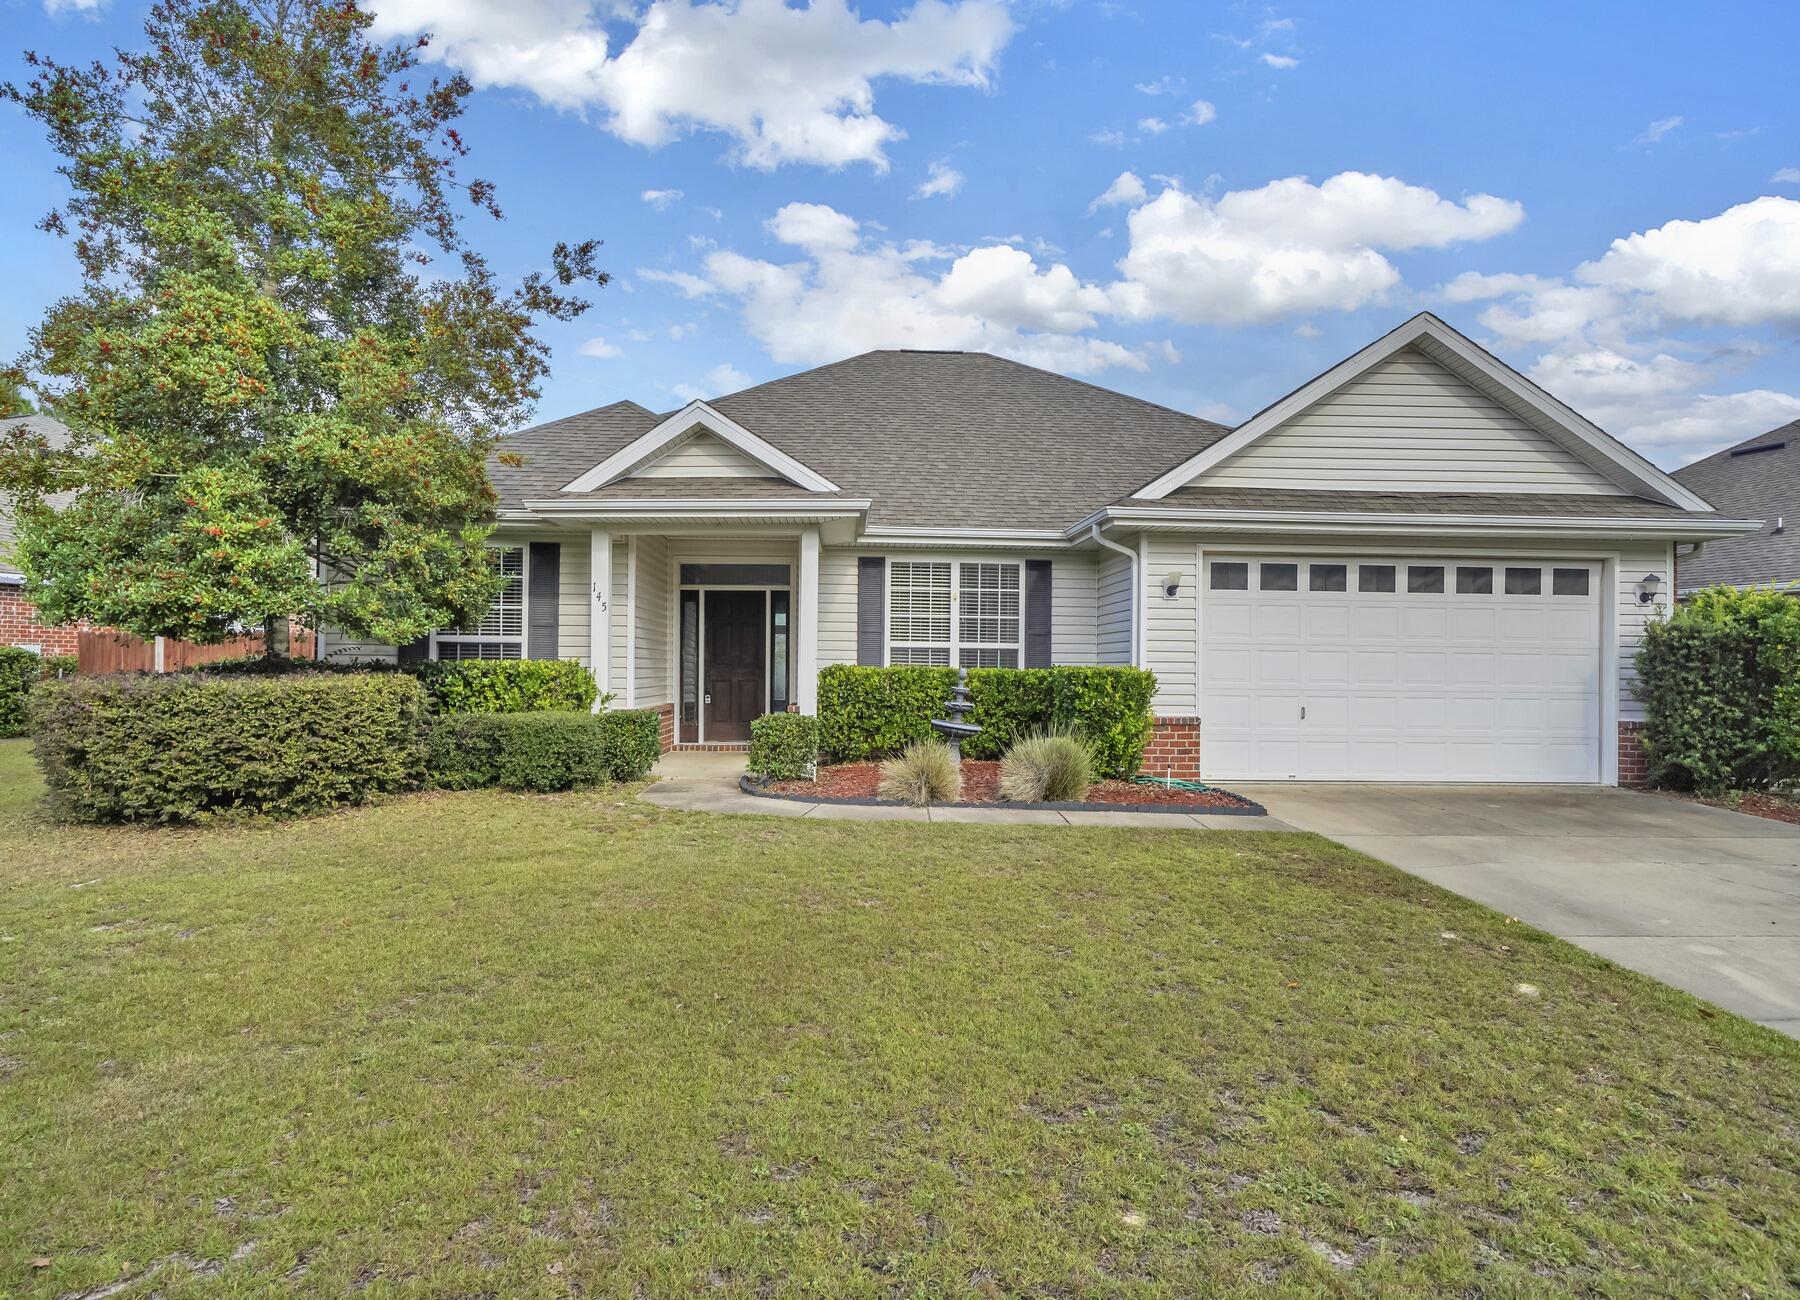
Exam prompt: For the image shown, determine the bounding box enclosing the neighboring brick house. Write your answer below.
[0,414,80,655]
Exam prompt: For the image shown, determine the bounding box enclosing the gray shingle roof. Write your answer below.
[492,351,1228,528]
[1671,421,1797,588]
[1,415,74,579]
[1129,487,1693,518]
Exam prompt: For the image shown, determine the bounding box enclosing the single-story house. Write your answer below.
[319,312,1760,785]
[1670,420,1800,594]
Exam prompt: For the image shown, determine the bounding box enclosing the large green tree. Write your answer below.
[0,0,604,654]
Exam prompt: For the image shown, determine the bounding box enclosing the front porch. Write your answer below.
[586,525,823,750]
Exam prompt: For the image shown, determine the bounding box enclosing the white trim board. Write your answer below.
[561,400,841,495]
[1133,313,1715,512]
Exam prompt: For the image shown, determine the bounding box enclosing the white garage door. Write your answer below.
[1201,556,1602,782]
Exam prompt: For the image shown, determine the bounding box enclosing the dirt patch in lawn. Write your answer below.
[763,761,1255,809]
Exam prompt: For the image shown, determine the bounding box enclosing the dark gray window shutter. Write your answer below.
[527,541,561,659]
[857,556,886,666]
[398,636,430,664]
[1024,559,1053,667]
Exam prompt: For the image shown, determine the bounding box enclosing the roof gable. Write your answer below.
[560,399,840,495]
[622,428,771,480]
[1134,313,1713,511]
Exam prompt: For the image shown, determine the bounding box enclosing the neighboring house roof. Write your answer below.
[496,351,1230,529]
[1671,421,1800,589]
[0,414,74,582]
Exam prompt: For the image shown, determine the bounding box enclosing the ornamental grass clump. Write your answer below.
[999,729,1095,803]
[878,739,961,806]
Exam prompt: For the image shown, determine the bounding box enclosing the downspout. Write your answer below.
[1090,523,1139,666]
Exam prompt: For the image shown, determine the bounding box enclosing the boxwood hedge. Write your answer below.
[426,709,662,792]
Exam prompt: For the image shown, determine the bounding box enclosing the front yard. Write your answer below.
[1,741,1796,1297]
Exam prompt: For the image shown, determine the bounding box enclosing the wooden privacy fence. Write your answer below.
[77,628,317,675]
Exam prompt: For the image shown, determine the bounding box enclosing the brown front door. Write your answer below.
[704,591,765,742]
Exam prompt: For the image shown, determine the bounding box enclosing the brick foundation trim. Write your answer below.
[1618,720,1648,787]
[651,702,676,753]
[1143,715,1203,781]
[0,584,81,656]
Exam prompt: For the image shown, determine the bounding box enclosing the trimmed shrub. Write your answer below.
[1636,586,1800,793]
[999,729,1094,803]
[816,664,1155,776]
[1048,666,1156,778]
[748,712,819,780]
[878,739,961,806]
[599,708,663,782]
[426,708,662,791]
[29,672,426,822]
[410,659,601,714]
[41,654,78,680]
[0,647,42,739]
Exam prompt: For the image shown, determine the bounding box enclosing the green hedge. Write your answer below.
[29,672,426,822]
[0,647,42,739]
[1636,585,1800,793]
[816,664,1157,776]
[413,659,601,714]
[426,709,662,791]
[748,712,819,780]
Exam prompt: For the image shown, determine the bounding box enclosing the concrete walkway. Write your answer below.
[641,751,1296,829]
[1236,783,1800,1037]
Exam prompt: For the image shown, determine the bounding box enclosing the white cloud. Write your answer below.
[1259,52,1298,69]
[1183,99,1217,126]
[1137,116,1169,134]
[1633,115,1684,145]
[1134,75,1183,95]
[915,159,965,199]
[668,322,697,340]
[1439,197,1800,462]
[1108,172,1525,324]
[43,0,105,12]
[641,188,684,209]
[578,335,623,358]
[369,0,1015,170]
[1773,167,1800,185]
[640,268,717,298]
[676,201,1157,374]
[673,362,754,402]
[1088,171,1148,213]
[1089,128,1128,147]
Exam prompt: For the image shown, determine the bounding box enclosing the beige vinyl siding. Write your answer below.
[608,539,630,697]
[1095,549,1133,665]
[628,431,769,479]
[818,547,861,666]
[1617,540,1673,723]
[550,531,591,669]
[632,533,672,706]
[1142,536,1198,714]
[1050,552,1099,664]
[1207,347,1622,495]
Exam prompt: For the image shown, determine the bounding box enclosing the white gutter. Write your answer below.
[1089,522,1139,668]
[1065,505,1763,542]
[520,497,871,519]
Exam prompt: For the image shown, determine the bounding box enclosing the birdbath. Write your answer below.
[929,666,982,762]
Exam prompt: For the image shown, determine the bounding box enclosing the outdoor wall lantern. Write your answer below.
[1636,573,1663,605]
[1163,570,1183,599]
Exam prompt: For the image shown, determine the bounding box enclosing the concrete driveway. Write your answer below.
[1234,784,1800,1036]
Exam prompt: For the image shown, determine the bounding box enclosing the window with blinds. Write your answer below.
[435,546,525,660]
[888,559,1021,668]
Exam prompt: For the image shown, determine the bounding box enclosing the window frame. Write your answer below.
[432,543,528,660]
[885,556,1024,669]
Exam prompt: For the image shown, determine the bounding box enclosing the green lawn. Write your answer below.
[2,741,1796,1298]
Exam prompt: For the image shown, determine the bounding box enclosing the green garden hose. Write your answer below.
[1129,774,1213,793]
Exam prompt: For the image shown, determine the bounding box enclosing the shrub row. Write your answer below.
[1636,585,1800,793]
[29,671,662,822]
[426,709,661,792]
[747,712,819,781]
[204,654,602,715]
[816,665,1156,776]
[31,672,427,822]
[0,647,43,740]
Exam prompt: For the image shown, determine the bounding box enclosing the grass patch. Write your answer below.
[0,739,1795,1296]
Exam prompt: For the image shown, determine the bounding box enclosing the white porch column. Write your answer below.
[796,525,820,714]
[589,526,612,713]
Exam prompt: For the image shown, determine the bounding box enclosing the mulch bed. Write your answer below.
[1660,789,1800,826]
[763,760,1255,809]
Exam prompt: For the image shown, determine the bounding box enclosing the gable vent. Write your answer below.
[1729,441,1788,457]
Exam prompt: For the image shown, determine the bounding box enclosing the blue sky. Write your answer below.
[3,0,1797,465]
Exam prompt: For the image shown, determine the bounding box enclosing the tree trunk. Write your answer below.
[263,613,292,663]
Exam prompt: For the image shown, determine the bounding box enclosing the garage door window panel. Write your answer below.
[1260,563,1298,591]
[1309,564,1347,592]
[1553,568,1591,596]
[1505,567,1542,595]
[1407,565,1445,594]
[1359,564,1396,593]
[1455,566,1493,595]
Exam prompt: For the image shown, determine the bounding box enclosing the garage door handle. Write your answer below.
[1300,706,1306,720]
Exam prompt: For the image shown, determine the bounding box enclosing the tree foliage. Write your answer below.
[0,0,605,646]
